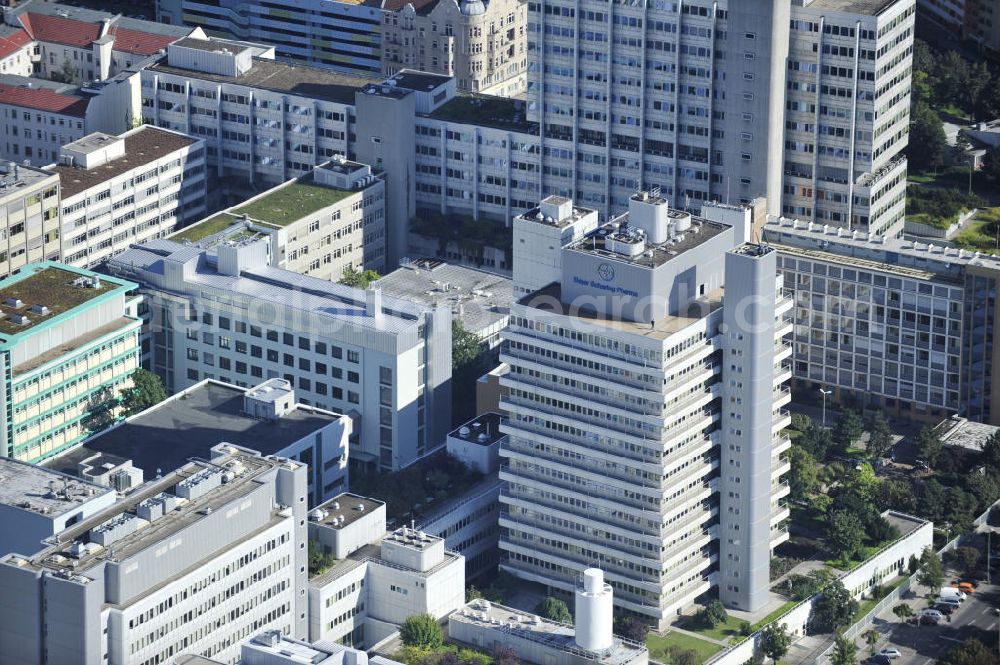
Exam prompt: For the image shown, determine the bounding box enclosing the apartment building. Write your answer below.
[0,25,33,76]
[104,237,452,472]
[2,3,196,82]
[766,215,1000,425]
[0,161,60,277]
[919,0,1000,57]
[156,0,526,95]
[0,457,117,558]
[50,126,207,268]
[45,377,352,505]
[307,492,465,648]
[528,0,914,235]
[498,194,791,626]
[0,262,142,464]
[172,158,386,279]
[0,447,309,665]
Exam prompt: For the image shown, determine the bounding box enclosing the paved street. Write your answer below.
[860,581,1000,665]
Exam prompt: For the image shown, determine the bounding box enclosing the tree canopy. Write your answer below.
[759,623,791,664]
[119,368,168,417]
[535,597,572,623]
[339,267,381,289]
[809,580,858,634]
[400,614,445,649]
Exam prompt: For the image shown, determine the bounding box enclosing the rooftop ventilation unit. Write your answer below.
[175,467,224,500]
[4,298,24,308]
[30,304,50,316]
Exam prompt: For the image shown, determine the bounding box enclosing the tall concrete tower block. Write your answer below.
[718,244,793,610]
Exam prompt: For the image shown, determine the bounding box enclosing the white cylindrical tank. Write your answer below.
[575,568,614,651]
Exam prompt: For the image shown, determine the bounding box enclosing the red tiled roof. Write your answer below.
[0,29,32,60]
[19,12,100,48]
[0,83,89,116]
[109,26,178,56]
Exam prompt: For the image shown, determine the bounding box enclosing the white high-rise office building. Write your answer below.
[499,193,791,627]
[528,0,915,236]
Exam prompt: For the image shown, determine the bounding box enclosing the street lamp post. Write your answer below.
[819,388,833,427]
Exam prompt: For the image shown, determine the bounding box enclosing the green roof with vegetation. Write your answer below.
[172,213,242,243]
[230,182,354,229]
[0,266,117,337]
[430,94,537,133]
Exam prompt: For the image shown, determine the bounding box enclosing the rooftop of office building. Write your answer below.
[150,53,377,105]
[310,493,384,530]
[452,600,647,665]
[519,282,724,341]
[0,161,58,198]
[566,199,729,270]
[310,529,459,587]
[0,457,115,518]
[448,412,504,447]
[428,93,536,133]
[107,240,429,335]
[43,379,341,479]
[937,415,1000,452]
[243,631,345,663]
[800,0,900,16]
[50,126,198,198]
[0,264,126,339]
[515,196,597,229]
[8,452,291,575]
[374,260,510,335]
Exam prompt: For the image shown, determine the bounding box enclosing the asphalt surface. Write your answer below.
[863,582,1000,665]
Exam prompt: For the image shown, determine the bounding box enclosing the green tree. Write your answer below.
[665,647,699,665]
[848,463,880,504]
[979,78,1000,125]
[308,540,334,576]
[535,597,572,623]
[788,444,819,501]
[830,634,857,665]
[892,603,913,623]
[937,51,972,109]
[867,412,894,460]
[953,546,981,578]
[800,422,834,461]
[863,629,880,655]
[810,580,858,634]
[53,57,80,84]
[828,510,865,562]
[119,368,167,417]
[915,425,943,468]
[877,478,916,513]
[339,266,381,288]
[939,638,999,665]
[759,623,791,664]
[965,61,992,120]
[917,547,945,595]
[452,320,482,370]
[832,409,864,454]
[908,103,948,172]
[399,614,444,649]
[81,385,118,434]
[980,430,1000,469]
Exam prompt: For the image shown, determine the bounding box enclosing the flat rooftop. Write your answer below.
[245,631,343,661]
[800,0,898,15]
[172,37,245,53]
[770,243,944,283]
[883,510,928,539]
[521,282,724,341]
[151,56,376,105]
[0,458,114,518]
[428,94,537,133]
[374,260,511,334]
[0,265,118,339]
[18,453,284,574]
[0,162,57,197]
[44,380,340,479]
[171,213,264,244]
[229,181,355,229]
[310,536,460,586]
[449,412,504,447]
[452,600,647,665]
[51,127,197,199]
[567,215,728,270]
[937,416,1000,452]
[312,493,384,530]
[516,200,596,229]
[388,70,451,92]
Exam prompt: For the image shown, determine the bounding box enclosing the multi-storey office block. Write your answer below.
[172,158,386,279]
[0,162,60,277]
[0,262,141,464]
[498,193,791,627]
[51,126,207,268]
[0,448,309,665]
[105,237,452,472]
[767,215,1000,425]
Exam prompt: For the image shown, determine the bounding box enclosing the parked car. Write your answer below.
[933,603,956,615]
[868,655,892,665]
[958,578,980,588]
[921,608,944,619]
[907,615,939,626]
[877,648,902,659]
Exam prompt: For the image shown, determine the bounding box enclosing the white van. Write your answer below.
[939,588,966,602]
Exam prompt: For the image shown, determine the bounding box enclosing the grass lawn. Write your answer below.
[749,600,801,632]
[906,211,957,230]
[231,182,353,228]
[172,212,241,243]
[826,545,881,572]
[953,209,1000,255]
[646,631,723,662]
[676,614,748,642]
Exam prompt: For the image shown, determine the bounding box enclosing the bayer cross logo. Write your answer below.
[597,263,615,282]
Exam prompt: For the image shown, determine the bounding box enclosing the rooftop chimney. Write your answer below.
[366,288,384,328]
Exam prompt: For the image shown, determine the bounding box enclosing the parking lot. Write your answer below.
[863,581,999,664]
